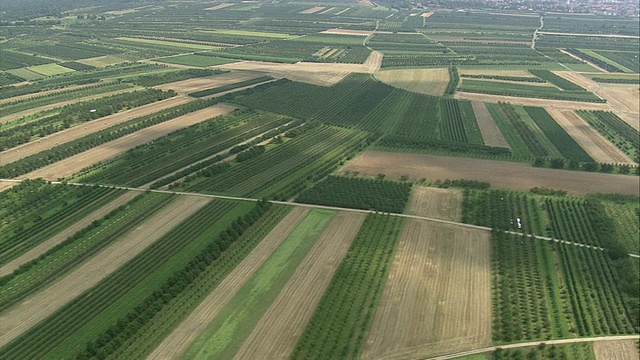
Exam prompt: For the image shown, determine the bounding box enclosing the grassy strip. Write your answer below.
[184,209,336,360]
[461,74,545,83]
[0,192,173,311]
[296,175,412,213]
[444,65,459,95]
[528,69,585,90]
[0,97,221,178]
[291,214,404,359]
[591,77,639,84]
[0,199,250,359]
[189,76,273,98]
[108,205,292,359]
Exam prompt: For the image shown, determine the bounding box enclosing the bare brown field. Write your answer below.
[2,96,191,164]
[471,101,510,148]
[339,151,640,195]
[377,68,449,96]
[0,195,210,347]
[204,3,234,10]
[234,212,366,360]
[0,86,143,125]
[77,55,129,68]
[554,71,600,91]
[547,108,635,165]
[458,69,533,77]
[216,56,381,86]
[319,6,336,14]
[300,6,325,14]
[454,92,611,110]
[408,187,463,221]
[594,340,640,360]
[148,207,311,360]
[0,191,140,277]
[321,29,372,36]
[0,180,17,193]
[421,11,435,18]
[362,220,491,360]
[617,112,640,131]
[597,84,640,114]
[19,103,236,180]
[154,71,263,94]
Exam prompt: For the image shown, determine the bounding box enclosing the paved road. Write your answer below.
[428,334,640,359]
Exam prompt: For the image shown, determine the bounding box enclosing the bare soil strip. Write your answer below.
[0,196,210,347]
[78,55,128,68]
[340,151,640,196]
[320,29,372,36]
[0,191,140,277]
[300,6,325,14]
[408,187,463,222]
[594,340,640,360]
[234,212,366,360]
[546,108,635,165]
[422,11,435,18]
[154,72,264,94]
[377,68,449,96]
[471,101,510,148]
[0,180,16,193]
[454,91,611,111]
[362,220,491,360]
[204,3,233,10]
[0,86,143,125]
[148,207,311,360]
[2,96,191,164]
[18,103,236,180]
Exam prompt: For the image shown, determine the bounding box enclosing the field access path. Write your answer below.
[3,178,635,259]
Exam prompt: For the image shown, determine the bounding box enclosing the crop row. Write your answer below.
[0,97,223,178]
[444,66,458,95]
[0,199,251,359]
[376,135,512,159]
[564,49,625,73]
[0,181,122,265]
[296,175,412,213]
[0,192,174,311]
[76,110,289,187]
[489,102,549,158]
[593,50,639,73]
[291,214,404,359]
[524,106,593,162]
[0,88,175,151]
[528,69,585,90]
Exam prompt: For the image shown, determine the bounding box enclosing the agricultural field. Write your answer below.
[0,1,638,359]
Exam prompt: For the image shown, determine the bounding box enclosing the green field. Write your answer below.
[27,63,76,76]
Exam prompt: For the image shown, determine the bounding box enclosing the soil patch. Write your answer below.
[408,187,463,221]
[454,91,611,110]
[154,72,264,94]
[377,68,449,96]
[471,101,510,148]
[339,151,640,196]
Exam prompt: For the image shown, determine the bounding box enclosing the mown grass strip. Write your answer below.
[291,214,405,360]
[184,209,336,360]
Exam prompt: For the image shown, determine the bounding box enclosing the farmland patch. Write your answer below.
[471,101,510,148]
[408,186,463,221]
[377,68,450,96]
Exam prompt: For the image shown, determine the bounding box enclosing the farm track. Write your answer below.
[0,180,16,193]
[429,335,640,360]
[234,212,366,360]
[18,103,237,180]
[0,191,140,277]
[0,86,143,125]
[470,101,510,148]
[363,220,491,360]
[148,207,310,360]
[408,187,463,222]
[0,195,210,347]
[1,96,191,164]
[594,339,639,360]
[340,151,640,196]
[546,108,636,165]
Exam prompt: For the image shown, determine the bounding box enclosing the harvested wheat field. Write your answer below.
[547,108,636,165]
[597,84,640,115]
[594,340,640,360]
[471,101,509,148]
[149,207,310,360]
[377,68,450,96]
[408,186,463,222]
[19,103,236,180]
[234,212,366,360]
[340,151,640,196]
[155,72,264,94]
[2,96,190,163]
[0,191,140,277]
[362,220,491,360]
[0,195,210,347]
[454,91,611,110]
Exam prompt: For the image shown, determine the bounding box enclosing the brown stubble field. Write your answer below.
[470,101,510,148]
[362,220,491,360]
[154,71,265,94]
[17,103,236,180]
[408,186,463,221]
[0,195,210,347]
[148,207,310,360]
[376,68,450,96]
[1,96,191,164]
[233,212,366,360]
[593,340,640,360]
[340,151,640,196]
